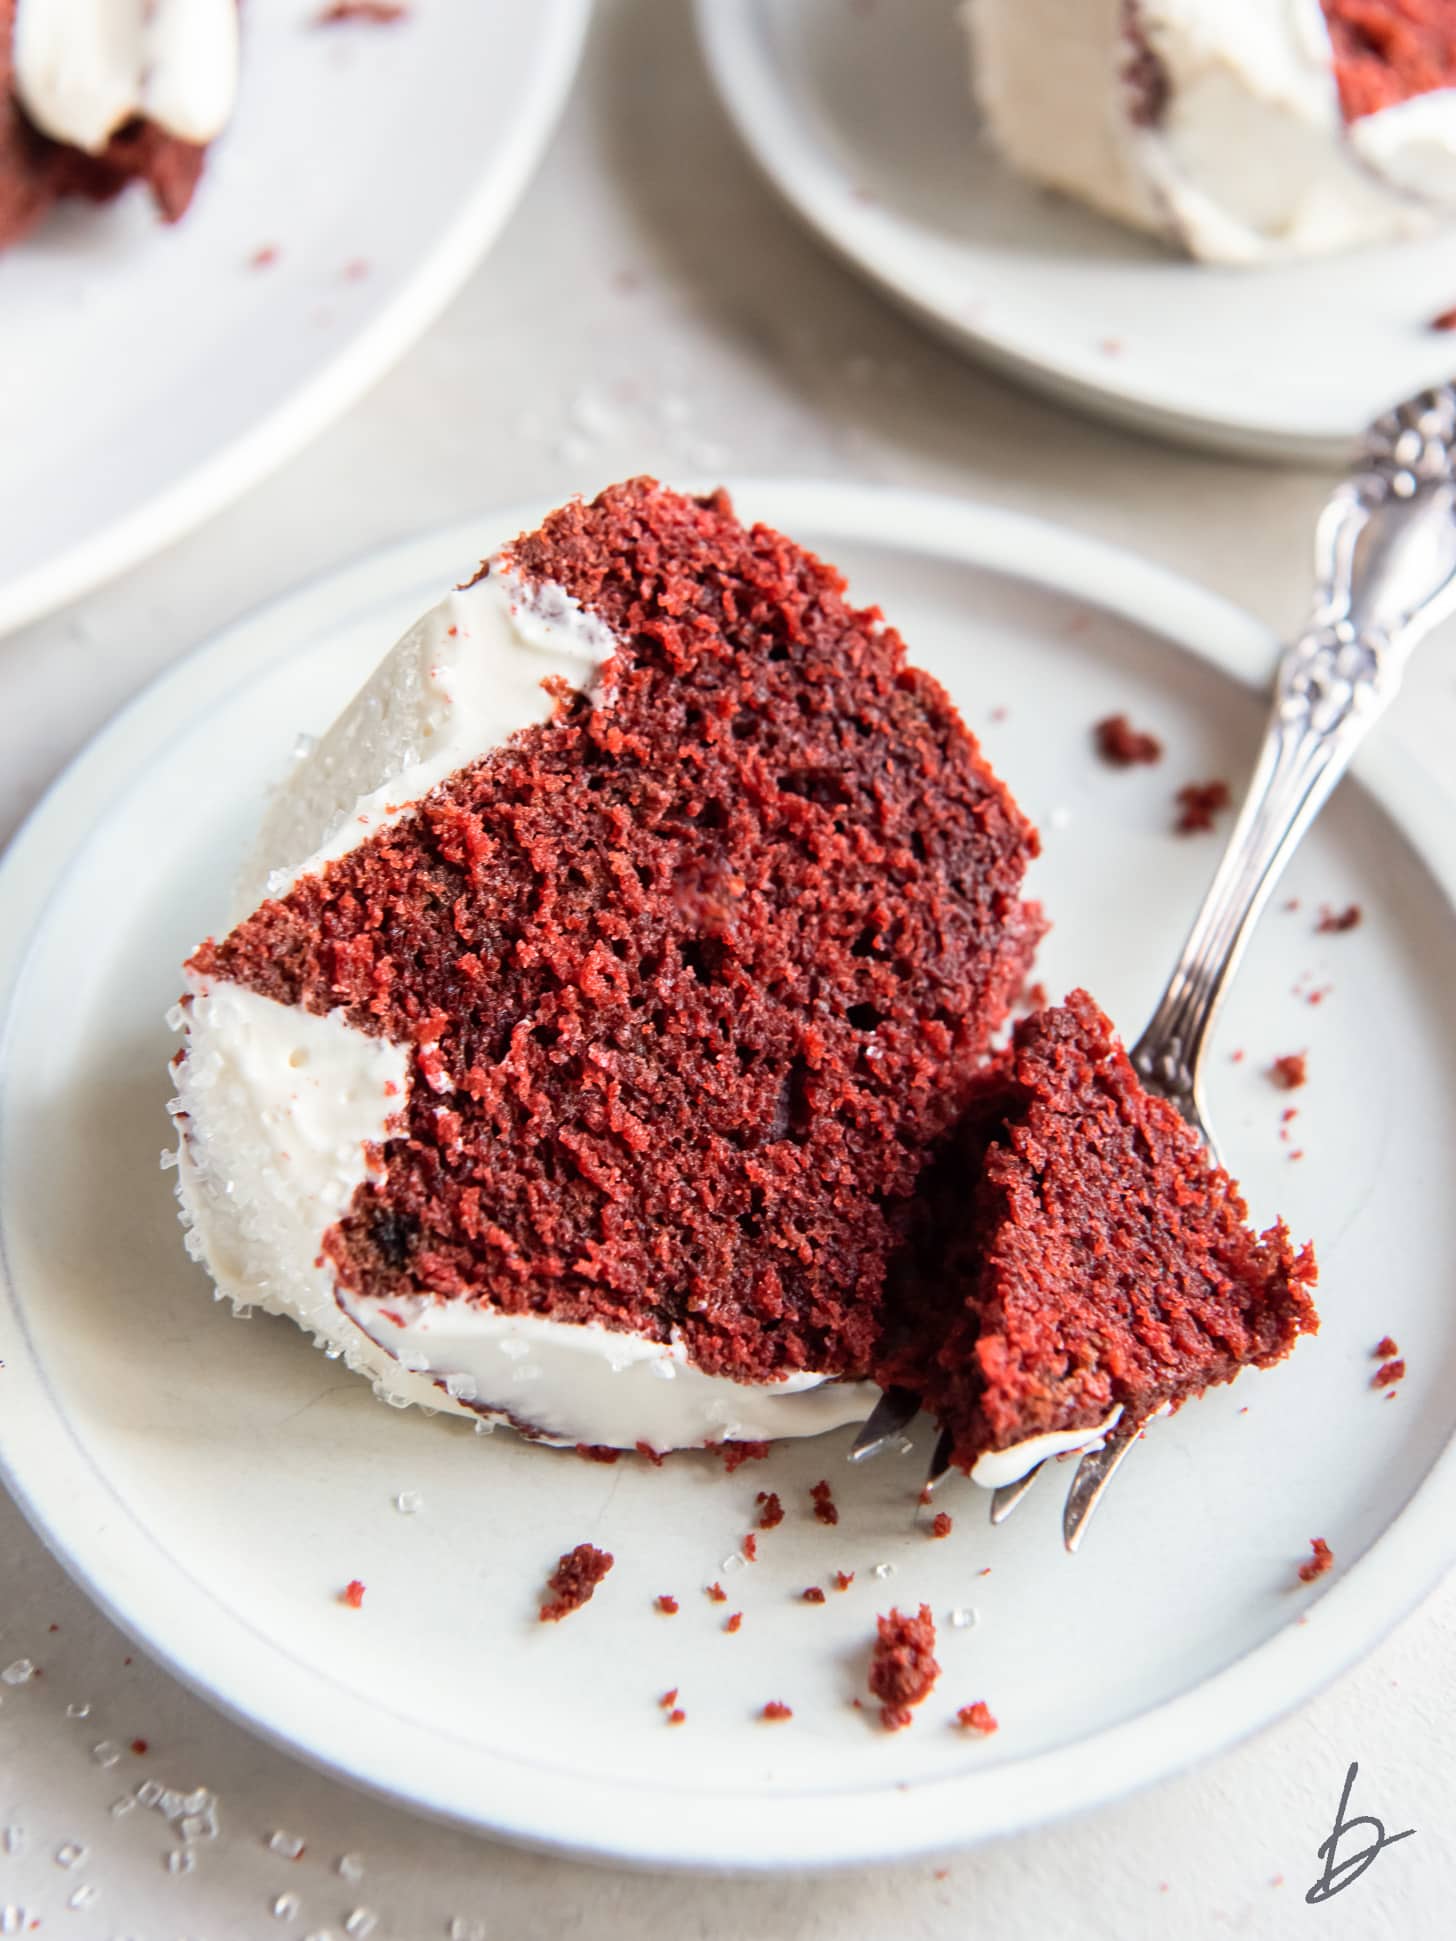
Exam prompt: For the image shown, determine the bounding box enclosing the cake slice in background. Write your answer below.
[963,0,1456,263]
[0,0,239,250]
[879,989,1319,1483]
[171,479,1043,1454]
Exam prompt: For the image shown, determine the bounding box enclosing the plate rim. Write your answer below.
[693,0,1399,465]
[2,479,1455,1872]
[0,0,594,643]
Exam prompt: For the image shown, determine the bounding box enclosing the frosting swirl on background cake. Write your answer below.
[14,0,239,155]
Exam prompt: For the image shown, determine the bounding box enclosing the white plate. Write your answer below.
[696,1,1456,462]
[2,482,1455,1872]
[0,0,591,639]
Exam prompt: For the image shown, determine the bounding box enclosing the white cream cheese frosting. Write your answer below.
[964,0,1456,263]
[14,0,240,155]
[170,565,879,1453]
[969,1406,1124,1488]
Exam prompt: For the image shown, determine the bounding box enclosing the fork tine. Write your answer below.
[846,1387,920,1463]
[922,1427,955,1492]
[1061,1426,1140,1552]
[989,1461,1045,1524]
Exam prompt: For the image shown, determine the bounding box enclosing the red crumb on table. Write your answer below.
[635,1441,665,1468]
[1283,898,1301,912]
[316,1,408,20]
[574,1443,620,1464]
[129,1738,148,1756]
[668,1708,686,1725]
[1317,903,1362,934]
[659,1689,678,1708]
[756,1491,785,1530]
[989,706,1009,723]
[1230,1048,1245,1064]
[250,244,279,269]
[742,1534,759,1563]
[869,1604,940,1731]
[810,1480,840,1526]
[761,1701,793,1722]
[719,1440,771,1473]
[802,1587,827,1604]
[1094,714,1163,767]
[340,1579,365,1610]
[1373,1359,1406,1389]
[1374,1336,1399,1358]
[342,258,370,281]
[706,1581,727,1603]
[955,1701,999,1735]
[834,1570,855,1592]
[1174,780,1231,834]
[1434,306,1456,331]
[918,1485,934,1505]
[1269,1053,1307,1090]
[931,1512,953,1539]
[1298,1538,1334,1584]
[655,1595,680,1616]
[539,1543,614,1622]
[725,1612,743,1634]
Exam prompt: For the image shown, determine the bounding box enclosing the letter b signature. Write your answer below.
[1306,1761,1415,1904]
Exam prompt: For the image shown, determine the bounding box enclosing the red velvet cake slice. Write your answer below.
[0,0,237,251]
[878,991,1318,1481]
[172,479,1042,1453]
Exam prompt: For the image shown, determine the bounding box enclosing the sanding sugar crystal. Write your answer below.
[1,1662,33,1687]
[447,1920,487,1941]
[344,1911,379,1937]
[270,1892,301,1920]
[267,1830,306,1861]
[336,1854,365,1883]
[54,1841,86,1869]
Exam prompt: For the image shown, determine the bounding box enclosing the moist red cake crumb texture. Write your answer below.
[1299,1537,1335,1584]
[193,479,1042,1398]
[718,1441,770,1472]
[1373,1358,1405,1389]
[667,1708,686,1725]
[539,1543,614,1622]
[725,1612,743,1633]
[1374,1336,1399,1358]
[802,1586,827,1604]
[956,1701,998,1735]
[1175,780,1231,834]
[810,1480,839,1526]
[1321,0,1456,121]
[705,1582,727,1603]
[655,1594,679,1615]
[878,992,1318,1476]
[756,1491,784,1530]
[742,1534,758,1562]
[0,0,212,250]
[761,1701,793,1721]
[1094,714,1163,767]
[870,1605,940,1730]
[1270,1053,1308,1091]
[834,1570,855,1591]
[930,1512,953,1539]
[340,1580,365,1610]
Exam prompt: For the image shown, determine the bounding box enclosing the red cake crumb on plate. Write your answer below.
[1317,903,1362,933]
[930,1512,953,1539]
[339,1580,366,1610]
[705,1581,727,1603]
[718,1442,771,1473]
[1373,1358,1405,1389]
[1374,1336,1399,1358]
[1270,1053,1308,1090]
[869,1604,940,1730]
[756,1491,784,1530]
[742,1534,758,1563]
[955,1701,998,1735]
[1094,714,1162,766]
[655,1594,679,1615]
[539,1544,614,1622]
[725,1612,743,1634]
[1298,1538,1334,1584]
[834,1570,855,1591]
[1174,779,1231,834]
[802,1586,827,1604]
[761,1701,793,1721]
[810,1480,839,1526]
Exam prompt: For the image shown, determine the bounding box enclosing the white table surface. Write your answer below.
[2,3,1453,1935]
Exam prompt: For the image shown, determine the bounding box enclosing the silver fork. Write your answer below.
[850,382,1456,1550]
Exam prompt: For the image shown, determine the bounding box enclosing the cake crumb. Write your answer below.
[955,1701,998,1735]
[129,1738,148,1756]
[659,1688,678,1708]
[634,1441,665,1468]
[250,244,279,270]
[539,1544,614,1622]
[801,1587,827,1605]
[1298,1538,1334,1584]
[761,1701,793,1722]
[756,1491,784,1530]
[1094,714,1163,767]
[705,1581,727,1603]
[1373,1358,1405,1390]
[316,1,409,21]
[930,1512,953,1540]
[1434,305,1456,331]
[1269,1053,1307,1090]
[725,1612,743,1634]
[1174,779,1231,834]
[810,1480,839,1526]
[719,1440,771,1473]
[742,1534,758,1563]
[667,1707,686,1725]
[340,1580,365,1610]
[1374,1336,1398,1358]
[833,1570,855,1592]
[1317,903,1362,934]
[655,1595,680,1616]
[869,1604,940,1731]
[573,1444,620,1465]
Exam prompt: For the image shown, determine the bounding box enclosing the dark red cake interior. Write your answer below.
[191,480,1042,1386]
[878,991,1319,1471]
[1321,0,1456,119]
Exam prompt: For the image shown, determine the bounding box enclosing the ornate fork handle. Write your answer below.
[1131,386,1456,1134]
